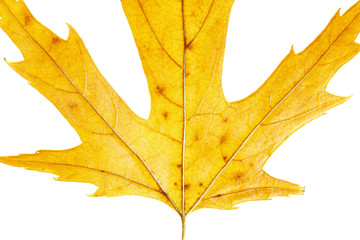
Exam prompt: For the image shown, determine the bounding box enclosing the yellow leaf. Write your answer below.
[0,0,359,239]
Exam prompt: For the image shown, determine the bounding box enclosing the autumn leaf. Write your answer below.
[0,0,359,239]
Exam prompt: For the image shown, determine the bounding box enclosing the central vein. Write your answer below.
[181,0,187,219]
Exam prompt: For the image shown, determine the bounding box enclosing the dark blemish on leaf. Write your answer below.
[174,182,178,186]
[235,173,244,181]
[68,103,78,110]
[185,71,190,77]
[214,194,222,198]
[156,85,165,93]
[220,135,226,144]
[52,37,61,44]
[163,111,169,119]
[250,163,254,167]
[223,156,227,161]
[199,182,203,187]
[177,164,182,169]
[223,118,228,122]
[24,15,31,25]
[194,134,199,141]
[184,184,190,190]
[188,43,194,51]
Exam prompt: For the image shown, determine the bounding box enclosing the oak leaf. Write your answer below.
[0,0,359,239]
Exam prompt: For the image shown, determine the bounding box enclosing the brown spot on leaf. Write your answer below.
[174,182,178,186]
[68,103,78,110]
[199,182,203,187]
[184,184,190,190]
[24,15,31,25]
[176,164,182,169]
[185,71,190,77]
[156,85,164,93]
[235,173,244,181]
[223,118,228,122]
[220,135,226,144]
[163,111,168,119]
[52,37,61,44]
[250,163,254,167]
[194,134,199,141]
[223,156,227,161]
[187,43,194,51]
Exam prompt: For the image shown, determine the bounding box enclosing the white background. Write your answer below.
[0,0,359,239]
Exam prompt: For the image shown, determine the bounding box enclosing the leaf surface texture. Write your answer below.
[0,0,359,215]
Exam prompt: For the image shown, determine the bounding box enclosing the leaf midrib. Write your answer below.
[181,0,187,220]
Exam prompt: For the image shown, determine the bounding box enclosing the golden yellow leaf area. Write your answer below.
[0,0,359,227]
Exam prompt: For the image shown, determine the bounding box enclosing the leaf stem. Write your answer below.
[181,216,186,240]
